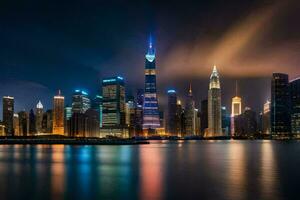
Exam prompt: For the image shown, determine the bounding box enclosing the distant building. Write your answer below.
[234,107,258,137]
[53,90,65,135]
[101,76,128,138]
[167,89,177,135]
[125,99,136,137]
[194,109,201,136]
[29,109,36,135]
[136,89,144,107]
[271,73,290,136]
[231,84,242,136]
[290,78,300,135]
[3,96,14,136]
[176,100,184,136]
[143,35,160,134]
[200,99,208,136]
[72,90,91,114]
[91,95,103,128]
[185,85,196,136]
[64,106,72,136]
[42,110,53,133]
[13,114,20,136]
[222,106,230,136]
[262,100,271,135]
[18,111,29,136]
[35,100,44,134]
[206,66,222,137]
[0,122,5,136]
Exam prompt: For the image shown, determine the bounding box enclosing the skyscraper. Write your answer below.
[185,84,196,136]
[206,66,222,137]
[143,35,160,134]
[200,99,208,135]
[234,107,258,137]
[222,106,230,136]
[53,90,65,135]
[13,114,20,136]
[290,78,300,135]
[167,89,177,135]
[29,109,36,135]
[262,100,271,135]
[91,95,103,128]
[3,96,14,136]
[271,73,290,136]
[72,90,91,114]
[231,82,242,136]
[176,100,184,136]
[18,111,28,136]
[101,76,128,138]
[35,100,44,134]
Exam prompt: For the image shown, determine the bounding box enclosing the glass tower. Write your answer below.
[142,35,160,133]
[290,78,300,134]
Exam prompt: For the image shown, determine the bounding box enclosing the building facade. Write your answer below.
[290,78,300,135]
[53,90,65,135]
[185,85,196,136]
[72,90,91,114]
[3,96,14,136]
[142,36,160,134]
[167,89,177,135]
[206,66,222,137]
[35,100,44,134]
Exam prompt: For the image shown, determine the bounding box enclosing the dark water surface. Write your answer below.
[0,140,300,200]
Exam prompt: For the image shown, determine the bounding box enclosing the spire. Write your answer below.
[235,80,238,97]
[145,34,155,62]
[58,89,61,96]
[36,100,43,109]
[209,65,220,89]
[189,83,193,96]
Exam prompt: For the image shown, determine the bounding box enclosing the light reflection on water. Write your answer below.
[0,141,299,200]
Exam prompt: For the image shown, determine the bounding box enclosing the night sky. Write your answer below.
[0,0,299,118]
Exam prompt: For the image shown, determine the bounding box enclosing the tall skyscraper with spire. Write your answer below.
[142,35,160,134]
[231,81,242,136]
[206,65,222,137]
[185,84,196,136]
[35,100,44,134]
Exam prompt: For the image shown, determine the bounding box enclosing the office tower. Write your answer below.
[207,65,222,137]
[194,109,201,136]
[0,122,5,136]
[159,110,165,131]
[167,89,177,135]
[262,100,271,135]
[231,82,242,136]
[64,106,72,136]
[125,98,136,136]
[176,100,184,136]
[42,110,53,133]
[101,76,128,138]
[18,111,29,136]
[234,107,258,137]
[13,114,20,136]
[290,78,300,135]
[185,84,196,136]
[53,90,65,135]
[143,35,160,134]
[271,73,290,136]
[3,96,14,136]
[72,90,91,114]
[91,95,103,128]
[200,99,208,135]
[69,113,87,137]
[35,100,43,134]
[134,104,143,136]
[222,106,231,136]
[29,109,36,135]
[85,109,100,137]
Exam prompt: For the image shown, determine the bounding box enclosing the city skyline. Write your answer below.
[0,0,299,116]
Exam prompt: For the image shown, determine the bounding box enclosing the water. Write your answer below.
[0,140,300,200]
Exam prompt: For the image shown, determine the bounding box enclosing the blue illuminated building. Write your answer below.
[142,35,160,133]
[72,89,91,114]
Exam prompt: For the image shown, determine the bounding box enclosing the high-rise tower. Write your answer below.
[143,35,160,134]
[53,90,65,135]
[167,89,177,135]
[231,81,242,136]
[3,96,14,136]
[207,65,222,137]
[185,84,196,136]
[35,100,44,134]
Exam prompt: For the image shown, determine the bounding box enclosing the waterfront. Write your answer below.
[0,140,300,200]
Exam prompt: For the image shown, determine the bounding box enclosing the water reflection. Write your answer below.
[50,145,65,199]
[139,144,165,200]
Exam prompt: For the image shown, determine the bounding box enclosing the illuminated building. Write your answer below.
[185,84,196,136]
[0,122,5,136]
[271,73,290,136]
[290,78,300,135]
[125,98,136,136]
[35,100,44,134]
[142,35,160,134]
[91,95,103,128]
[200,99,208,136]
[231,82,242,136]
[18,111,29,136]
[194,109,201,136]
[64,106,72,136]
[206,65,222,137]
[85,109,100,137]
[29,109,36,135]
[176,100,184,136]
[13,113,20,136]
[137,89,144,107]
[72,89,91,114]
[222,106,230,136]
[101,76,128,138]
[262,100,271,135]
[53,90,65,135]
[167,89,177,135]
[3,96,14,136]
